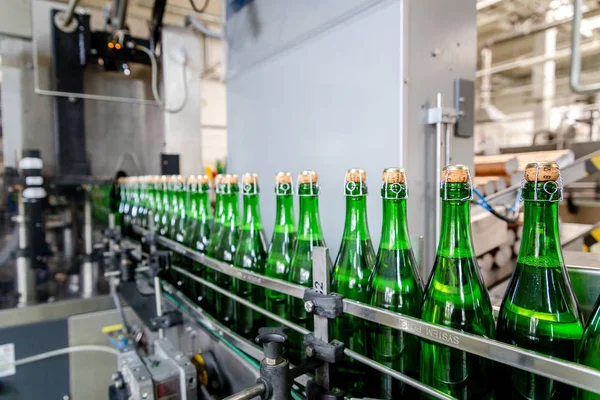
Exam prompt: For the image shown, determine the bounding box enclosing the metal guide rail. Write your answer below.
[133,225,600,395]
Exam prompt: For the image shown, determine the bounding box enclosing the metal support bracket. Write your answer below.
[150,310,183,330]
[148,250,170,278]
[303,290,344,319]
[303,333,345,364]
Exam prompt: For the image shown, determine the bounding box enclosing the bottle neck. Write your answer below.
[222,193,240,228]
[274,195,296,234]
[241,194,263,231]
[198,191,213,221]
[518,199,563,267]
[298,194,324,241]
[437,195,475,259]
[341,195,370,241]
[379,198,411,250]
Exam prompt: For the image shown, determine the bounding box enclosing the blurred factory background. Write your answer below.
[0,0,599,399]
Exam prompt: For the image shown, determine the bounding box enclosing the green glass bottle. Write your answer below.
[420,164,495,400]
[330,168,375,397]
[158,175,172,237]
[136,176,148,228]
[368,168,423,399]
[184,175,214,306]
[151,175,163,232]
[288,170,330,365]
[126,177,139,234]
[265,172,297,325]
[496,162,583,400]
[205,174,225,311]
[577,295,600,400]
[169,175,186,241]
[233,173,268,338]
[117,177,128,228]
[206,174,240,327]
[142,176,155,229]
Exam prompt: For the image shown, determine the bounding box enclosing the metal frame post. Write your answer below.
[311,247,332,392]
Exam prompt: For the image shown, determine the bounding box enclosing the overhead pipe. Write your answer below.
[480,7,600,48]
[571,0,600,94]
[476,40,600,77]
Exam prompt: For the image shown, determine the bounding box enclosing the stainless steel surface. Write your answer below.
[0,295,114,329]
[226,0,476,271]
[570,0,600,94]
[342,298,600,394]
[16,192,35,306]
[69,307,140,400]
[119,350,155,400]
[154,339,197,400]
[312,247,332,391]
[223,383,266,400]
[81,261,98,298]
[155,276,165,339]
[343,349,452,400]
[140,229,306,300]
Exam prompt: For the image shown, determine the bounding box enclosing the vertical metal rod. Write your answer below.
[16,192,35,307]
[109,213,116,229]
[155,276,165,339]
[312,247,332,391]
[82,191,96,298]
[444,123,452,166]
[434,93,442,252]
[84,192,93,255]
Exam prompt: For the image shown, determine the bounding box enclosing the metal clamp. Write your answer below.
[150,310,183,330]
[303,290,344,319]
[303,333,345,364]
[148,251,171,277]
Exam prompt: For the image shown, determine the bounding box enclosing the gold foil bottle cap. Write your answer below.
[442,165,470,183]
[223,174,239,185]
[524,162,560,182]
[382,168,406,184]
[298,171,318,184]
[117,177,126,184]
[160,175,168,183]
[176,175,185,184]
[187,175,198,184]
[275,172,293,184]
[198,174,211,185]
[214,174,224,185]
[243,173,259,185]
[152,175,161,184]
[345,168,367,183]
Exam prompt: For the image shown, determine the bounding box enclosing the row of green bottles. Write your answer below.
[578,295,600,400]
[114,163,599,400]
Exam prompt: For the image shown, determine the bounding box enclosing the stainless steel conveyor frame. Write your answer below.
[132,225,600,399]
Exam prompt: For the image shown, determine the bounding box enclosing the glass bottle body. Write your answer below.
[207,189,239,327]
[331,194,375,397]
[233,186,267,338]
[265,194,296,325]
[368,192,423,399]
[420,183,495,400]
[288,183,329,365]
[496,183,583,400]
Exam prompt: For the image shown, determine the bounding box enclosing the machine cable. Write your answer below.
[136,44,189,113]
